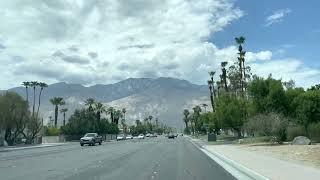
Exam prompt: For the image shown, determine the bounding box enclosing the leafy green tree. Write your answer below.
[50,97,65,127]
[0,92,29,145]
[293,89,320,137]
[248,76,287,114]
[215,94,248,138]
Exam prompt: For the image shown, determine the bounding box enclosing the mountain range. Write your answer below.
[3,77,210,129]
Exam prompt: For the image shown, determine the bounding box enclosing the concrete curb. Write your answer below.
[186,136,269,180]
[0,143,66,152]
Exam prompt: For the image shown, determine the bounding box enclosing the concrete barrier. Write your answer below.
[42,136,66,143]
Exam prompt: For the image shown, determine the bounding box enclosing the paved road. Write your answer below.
[0,136,235,180]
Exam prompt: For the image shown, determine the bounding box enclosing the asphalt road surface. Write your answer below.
[0,136,235,180]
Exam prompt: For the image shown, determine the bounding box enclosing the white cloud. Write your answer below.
[0,1,318,89]
[246,51,272,62]
[250,59,320,88]
[265,9,291,26]
[0,0,244,89]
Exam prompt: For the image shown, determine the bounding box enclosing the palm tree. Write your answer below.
[207,80,215,111]
[183,109,190,130]
[148,115,153,123]
[113,110,122,125]
[192,106,202,134]
[235,36,246,93]
[94,102,104,122]
[22,81,31,103]
[106,107,115,123]
[30,81,39,117]
[122,108,126,121]
[202,104,208,113]
[208,71,216,97]
[221,61,229,92]
[85,98,95,111]
[36,82,48,118]
[50,97,65,127]
[60,108,68,126]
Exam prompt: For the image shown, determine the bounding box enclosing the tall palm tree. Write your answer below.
[113,110,122,125]
[207,80,215,111]
[60,108,68,126]
[106,107,115,123]
[85,98,95,111]
[202,104,208,113]
[36,82,48,118]
[30,81,39,117]
[183,109,190,130]
[221,61,229,92]
[148,115,153,123]
[208,71,216,97]
[122,108,126,121]
[235,36,246,93]
[94,102,104,122]
[22,81,31,103]
[50,97,65,127]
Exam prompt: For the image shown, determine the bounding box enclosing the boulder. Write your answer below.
[292,136,311,145]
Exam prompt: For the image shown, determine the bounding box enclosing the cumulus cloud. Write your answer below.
[265,9,291,26]
[251,59,320,88]
[0,1,317,89]
[88,52,98,59]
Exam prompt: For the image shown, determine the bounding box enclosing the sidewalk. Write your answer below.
[0,143,66,152]
[205,144,320,180]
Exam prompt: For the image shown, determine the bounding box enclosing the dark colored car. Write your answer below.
[168,134,175,139]
[80,133,103,146]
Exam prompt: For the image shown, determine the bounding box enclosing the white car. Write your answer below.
[126,135,133,139]
[116,134,125,141]
[137,134,145,139]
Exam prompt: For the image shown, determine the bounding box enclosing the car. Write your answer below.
[126,135,133,139]
[174,133,178,138]
[150,133,157,137]
[168,134,175,139]
[146,133,151,137]
[137,134,145,139]
[80,133,102,146]
[117,134,125,141]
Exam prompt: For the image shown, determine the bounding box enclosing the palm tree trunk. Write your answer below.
[25,87,29,104]
[54,105,58,127]
[242,60,246,93]
[210,93,214,112]
[32,87,36,117]
[36,88,43,118]
[63,112,66,126]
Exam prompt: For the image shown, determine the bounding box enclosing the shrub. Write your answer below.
[270,113,288,144]
[244,112,288,143]
[45,127,60,136]
[309,122,320,142]
[286,124,306,141]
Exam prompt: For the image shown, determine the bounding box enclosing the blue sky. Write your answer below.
[212,0,320,68]
[0,0,319,89]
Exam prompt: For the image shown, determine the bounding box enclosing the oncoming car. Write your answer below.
[80,133,103,146]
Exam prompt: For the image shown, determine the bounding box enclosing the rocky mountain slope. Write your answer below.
[3,77,210,128]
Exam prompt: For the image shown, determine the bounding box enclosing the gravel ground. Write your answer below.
[237,143,320,169]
